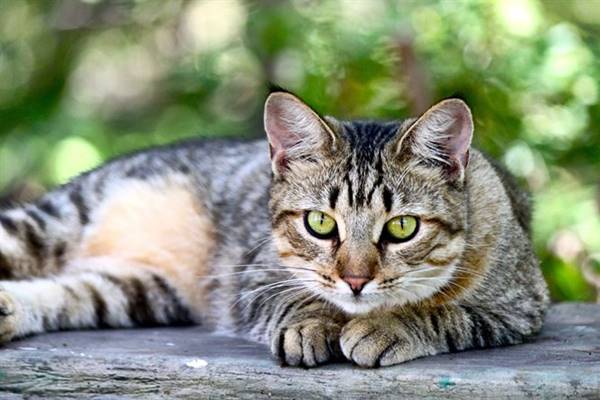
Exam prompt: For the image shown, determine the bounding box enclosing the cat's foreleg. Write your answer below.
[0,258,194,343]
[236,286,346,367]
[339,301,546,367]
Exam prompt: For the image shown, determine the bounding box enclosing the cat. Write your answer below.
[0,91,549,367]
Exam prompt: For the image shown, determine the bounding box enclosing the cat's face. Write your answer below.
[265,92,473,314]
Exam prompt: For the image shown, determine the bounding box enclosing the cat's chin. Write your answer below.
[327,294,411,315]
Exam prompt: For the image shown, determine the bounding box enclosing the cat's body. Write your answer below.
[0,93,548,367]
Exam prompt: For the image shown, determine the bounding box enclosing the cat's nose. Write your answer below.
[343,276,371,295]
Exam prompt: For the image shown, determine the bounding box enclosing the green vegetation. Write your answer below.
[1,0,599,301]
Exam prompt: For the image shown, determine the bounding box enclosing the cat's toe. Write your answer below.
[0,291,18,344]
[340,317,408,368]
[271,318,342,368]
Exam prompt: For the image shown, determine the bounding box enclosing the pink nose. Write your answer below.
[343,276,371,295]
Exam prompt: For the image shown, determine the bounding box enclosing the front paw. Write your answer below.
[0,291,18,343]
[340,316,414,367]
[271,318,343,367]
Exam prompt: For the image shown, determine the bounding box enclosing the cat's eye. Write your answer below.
[383,215,419,243]
[304,210,337,239]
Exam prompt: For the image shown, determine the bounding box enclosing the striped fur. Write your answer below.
[0,93,548,369]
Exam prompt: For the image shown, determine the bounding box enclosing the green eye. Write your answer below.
[384,215,419,242]
[305,211,337,239]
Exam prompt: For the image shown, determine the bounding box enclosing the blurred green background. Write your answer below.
[0,0,599,301]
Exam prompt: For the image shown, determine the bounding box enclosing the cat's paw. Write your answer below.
[0,291,18,343]
[271,318,343,367]
[340,316,414,368]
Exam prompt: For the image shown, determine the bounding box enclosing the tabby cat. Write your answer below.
[0,91,548,367]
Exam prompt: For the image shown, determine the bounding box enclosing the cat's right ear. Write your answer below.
[395,98,473,182]
[264,92,337,175]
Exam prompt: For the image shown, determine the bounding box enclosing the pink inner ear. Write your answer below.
[268,139,292,171]
[445,107,473,168]
[264,92,337,175]
[264,93,311,159]
[400,98,474,180]
[265,100,299,150]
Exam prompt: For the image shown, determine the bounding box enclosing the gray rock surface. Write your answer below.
[0,303,598,399]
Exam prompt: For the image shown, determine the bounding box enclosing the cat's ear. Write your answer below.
[264,91,337,175]
[396,98,473,181]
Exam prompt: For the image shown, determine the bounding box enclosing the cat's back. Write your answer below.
[95,138,269,184]
[65,137,271,213]
[467,149,531,234]
[478,151,531,233]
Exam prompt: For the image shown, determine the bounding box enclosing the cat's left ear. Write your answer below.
[396,99,473,181]
[264,91,338,175]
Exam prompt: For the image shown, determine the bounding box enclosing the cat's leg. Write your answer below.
[0,188,87,279]
[339,296,547,367]
[268,298,347,367]
[339,253,549,368]
[0,257,195,343]
[234,281,347,367]
[0,172,214,342]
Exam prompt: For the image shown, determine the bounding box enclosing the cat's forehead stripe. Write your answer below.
[336,121,403,211]
[364,152,384,207]
[329,186,340,209]
[343,161,354,208]
[382,187,393,212]
[340,120,402,153]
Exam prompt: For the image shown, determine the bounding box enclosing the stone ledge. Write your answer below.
[0,303,598,399]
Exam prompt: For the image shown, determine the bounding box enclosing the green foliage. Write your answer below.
[1,0,599,301]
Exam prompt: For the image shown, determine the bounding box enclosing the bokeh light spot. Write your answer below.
[50,137,102,184]
[495,0,541,37]
[572,75,598,106]
[182,0,246,53]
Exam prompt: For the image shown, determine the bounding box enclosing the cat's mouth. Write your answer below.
[328,291,428,315]
[316,279,393,314]
[291,262,457,314]
[327,291,391,314]
[317,275,449,315]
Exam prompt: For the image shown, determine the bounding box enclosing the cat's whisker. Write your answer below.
[385,286,420,304]
[241,285,308,315]
[242,281,322,317]
[402,281,439,291]
[214,263,283,269]
[441,278,472,293]
[240,278,316,296]
[401,276,472,297]
[196,264,318,278]
[224,264,317,273]
[201,267,328,283]
[278,287,312,303]
[278,289,322,312]
[243,236,273,255]
[231,277,320,310]
[452,265,487,276]
[199,269,295,280]
[261,284,318,309]
[195,264,283,277]
[407,264,487,279]
[232,279,311,303]
[435,282,463,300]
[231,284,303,312]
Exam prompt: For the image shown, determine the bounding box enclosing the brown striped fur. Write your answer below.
[0,92,548,369]
[77,181,215,318]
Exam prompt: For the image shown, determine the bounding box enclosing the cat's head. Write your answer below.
[265,91,473,314]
